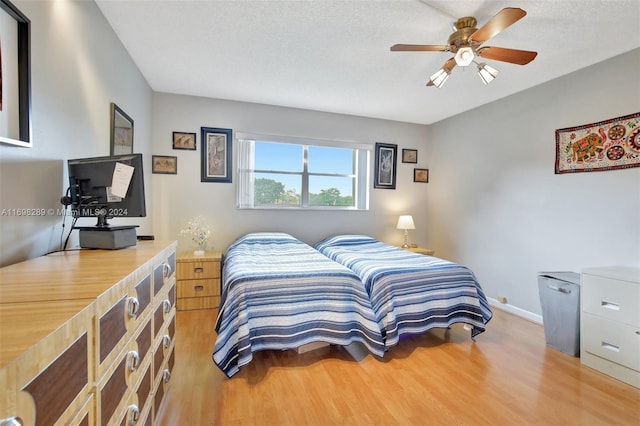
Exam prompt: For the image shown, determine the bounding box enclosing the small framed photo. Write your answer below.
[374,142,397,189]
[173,131,196,150]
[152,155,177,174]
[201,127,232,183]
[402,149,418,163]
[414,168,429,183]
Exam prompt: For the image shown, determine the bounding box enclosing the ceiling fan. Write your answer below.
[391,7,537,88]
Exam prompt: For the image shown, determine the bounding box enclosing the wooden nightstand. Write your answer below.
[176,251,222,311]
[403,246,435,256]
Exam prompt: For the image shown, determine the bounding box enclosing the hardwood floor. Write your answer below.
[156,308,640,425]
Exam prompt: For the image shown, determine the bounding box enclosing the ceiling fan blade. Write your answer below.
[477,46,537,65]
[391,44,449,52]
[426,58,457,86]
[470,7,527,44]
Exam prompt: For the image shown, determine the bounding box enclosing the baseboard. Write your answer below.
[488,297,543,324]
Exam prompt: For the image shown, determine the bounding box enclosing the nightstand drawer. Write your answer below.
[176,261,220,280]
[177,279,220,298]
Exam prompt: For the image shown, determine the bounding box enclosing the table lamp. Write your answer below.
[396,215,415,248]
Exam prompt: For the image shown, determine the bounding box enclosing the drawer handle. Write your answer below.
[601,341,620,352]
[163,334,172,349]
[194,267,204,273]
[194,285,204,292]
[127,404,140,426]
[0,417,24,426]
[163,299,172,314]
[127,350,141,372]
[127,297,140,319]
[163,368,171,383]
[601,300,620,311]
[163,262,172,278]
[548,284,571,294]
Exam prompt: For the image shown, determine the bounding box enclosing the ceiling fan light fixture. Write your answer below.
[454,46,474,66]
[477,62,499,84]
[429,67,451,88]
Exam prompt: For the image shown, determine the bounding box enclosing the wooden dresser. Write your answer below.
[176,251,222,311]
[0,241,177,425]
[580,266,640,388]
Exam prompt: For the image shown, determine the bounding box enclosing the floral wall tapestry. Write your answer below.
[555,112,640,174]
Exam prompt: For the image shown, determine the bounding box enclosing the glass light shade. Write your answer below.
[478,63,499,84]
[396,215,416,230]
[429,68,450,88]
[454,47,474,66]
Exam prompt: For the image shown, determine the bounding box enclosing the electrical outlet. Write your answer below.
[497,296,508,304]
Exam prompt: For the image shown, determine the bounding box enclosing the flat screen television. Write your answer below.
[67,153,146,228]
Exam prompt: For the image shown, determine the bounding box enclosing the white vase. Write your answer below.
[193,249,205,256]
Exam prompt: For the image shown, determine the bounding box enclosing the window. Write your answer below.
[236,133,370,210]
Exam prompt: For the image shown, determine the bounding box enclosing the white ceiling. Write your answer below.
[95,0,640,125]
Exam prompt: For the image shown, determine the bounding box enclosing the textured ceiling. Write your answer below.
[96,0,640,125]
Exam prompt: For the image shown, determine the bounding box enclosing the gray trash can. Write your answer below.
[538,271,581,357]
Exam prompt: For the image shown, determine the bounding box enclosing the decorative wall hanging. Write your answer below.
[201,127,232,182]
[374,142,397,189]
[173,131,196,150]
[152,155,177,174]
[555,112,640,174]
[0,0,32,147]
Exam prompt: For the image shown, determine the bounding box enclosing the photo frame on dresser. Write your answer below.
[0,0,32,147]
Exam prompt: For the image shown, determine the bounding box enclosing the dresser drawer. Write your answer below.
[582,273,640,326]
[582,312,640,371]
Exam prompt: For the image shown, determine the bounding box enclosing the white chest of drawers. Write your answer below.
[580,266,640,388]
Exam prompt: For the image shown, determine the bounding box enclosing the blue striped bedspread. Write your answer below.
[315,235,493,347]
[213,232,386,377]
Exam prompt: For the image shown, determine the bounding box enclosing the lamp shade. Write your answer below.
[396,215,416,230]
[477,63,499,85]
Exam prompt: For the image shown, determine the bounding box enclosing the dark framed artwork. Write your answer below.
[173,131,196,150]
[152,155,177,174]
[374,142,397,189]
[414,168,429,183]
[201,127,232,183]
[402,149,417,163]
[0,0,32,147]
[110,103,134,155]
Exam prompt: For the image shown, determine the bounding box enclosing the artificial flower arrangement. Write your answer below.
[179,215,212,255]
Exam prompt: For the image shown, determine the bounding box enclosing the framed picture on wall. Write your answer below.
[374,142,397,189]
[110,103,134,155]
[152,155,177,174]
[402,149,417,163]
[173,131,196,150]
[414,168,429,183]
[201,127,232,183]
[0,0,32,147]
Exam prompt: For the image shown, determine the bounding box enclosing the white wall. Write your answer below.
[151,94,431,252]
[0,0,153,266]
[428,49,640,317]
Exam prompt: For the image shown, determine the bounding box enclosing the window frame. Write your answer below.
[236,132,370,211]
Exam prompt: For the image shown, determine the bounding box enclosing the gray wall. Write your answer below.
[428,49,640,319]
[150,94,431,251]
[0,0,153,266]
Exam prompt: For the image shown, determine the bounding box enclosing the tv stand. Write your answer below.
[76,225,139,249]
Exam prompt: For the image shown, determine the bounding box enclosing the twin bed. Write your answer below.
[213,232,492,377]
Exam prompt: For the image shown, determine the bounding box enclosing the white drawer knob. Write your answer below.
[127,350,141,372]
[127,297,140,318]
[0,418,23,426]
[163,368,171,383]
[127,404,140,425]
